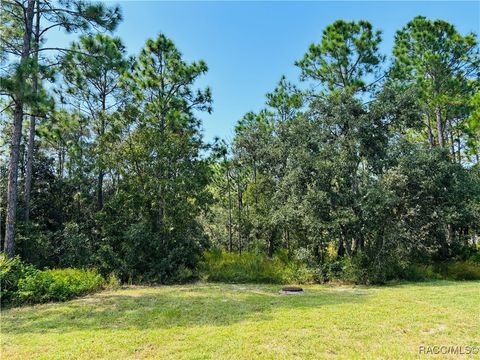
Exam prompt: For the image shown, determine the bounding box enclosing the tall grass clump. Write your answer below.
[199,250,315,284]
[401,261,480,281]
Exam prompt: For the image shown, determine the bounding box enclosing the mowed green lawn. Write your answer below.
[1,281,479,359]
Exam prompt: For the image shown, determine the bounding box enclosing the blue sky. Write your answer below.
[49,1,479,142]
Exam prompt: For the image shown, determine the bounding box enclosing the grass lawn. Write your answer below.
[1,281,479,359]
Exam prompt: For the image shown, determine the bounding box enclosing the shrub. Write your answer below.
[104,272,121,289]
[465,244,480,263]
[100,208,207,284]
[400,261,480,281]
[57,222,93,268]
[436,261,480,280]
[16,226,56,268]
[170,265,196,284]
[16,268,105,304]
[199,250,315,284]
[320,254,390,285]
[283,262,318,284]
[400,264,442,281]
[0,254,38,305]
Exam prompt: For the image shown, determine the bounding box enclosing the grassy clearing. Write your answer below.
[1,281,479,359]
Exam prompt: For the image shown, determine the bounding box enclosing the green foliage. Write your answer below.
[57,223,93,268]
[104,272,121,289]
[392,16,479,150]
[466,91,480,157]
[207,15,480,285]
[16,268,104,304]
[0,254,38,305]
[392,16,478,84]
[102,221,206,283]
[402,262,480,281]
[333,254,408,285]
[85,33,214,283]
[266,76,304,121]
[199,251,284,283]
[2,12,479,291]
[316,255,480,284]
[1,255,105,306]
[400,264,442,281]
[433,261,480,280]
[296,19,383,92]
[199,250,315,284]
[373,144,480,261]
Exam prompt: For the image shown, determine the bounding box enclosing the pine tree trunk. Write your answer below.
[268,228,276,258]
[24,118,36,224]
[449,120,455,160]
[97,171,104,211]
[226,159,233,252]
[268,238,273,258]
[237,180,243,254]
[253,159,257,205]
[456,127,462,163]
[426,109,435,147]
[96,96,107,211]
[435,104,445,148]
[24,1,40,224]
[4,0,35,257]
[337,239,345,257]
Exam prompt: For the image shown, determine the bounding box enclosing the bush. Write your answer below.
[400,264,441,281]
[283,262,318,284]
[104,272,121,289]
[319,254,394,285]
[465,244,480,263]
[170,265,196,284]
[1,255,108,306]
[400,261,480,281]
[16,268,105,304]
[0,254,38,305]
[435,261,480,280]
[330,257,480,284]
[100,206,207,284]
[199,250,315,284]
[57,222,93,268]
[203,247,480,285]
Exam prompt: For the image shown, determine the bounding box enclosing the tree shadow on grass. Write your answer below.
[4,284,369,335]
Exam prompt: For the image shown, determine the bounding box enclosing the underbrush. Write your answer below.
[0,254,112,306]
[16,268,105,304]
[2,249,478,307]
[402,261,480,281]
[320,255,480,284]
[0,254,38,304]
[199,250,316,284]
[199,250,480,285]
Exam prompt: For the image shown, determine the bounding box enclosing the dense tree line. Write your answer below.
[1,1,479,283]
[203,18,480,281]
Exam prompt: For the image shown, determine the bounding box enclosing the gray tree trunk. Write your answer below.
[4,0,35,257]
[426,109,435,147]
[435,104,445,148]
[24,1,40,224]
[97,97,106,211]
[225,158,233,252]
